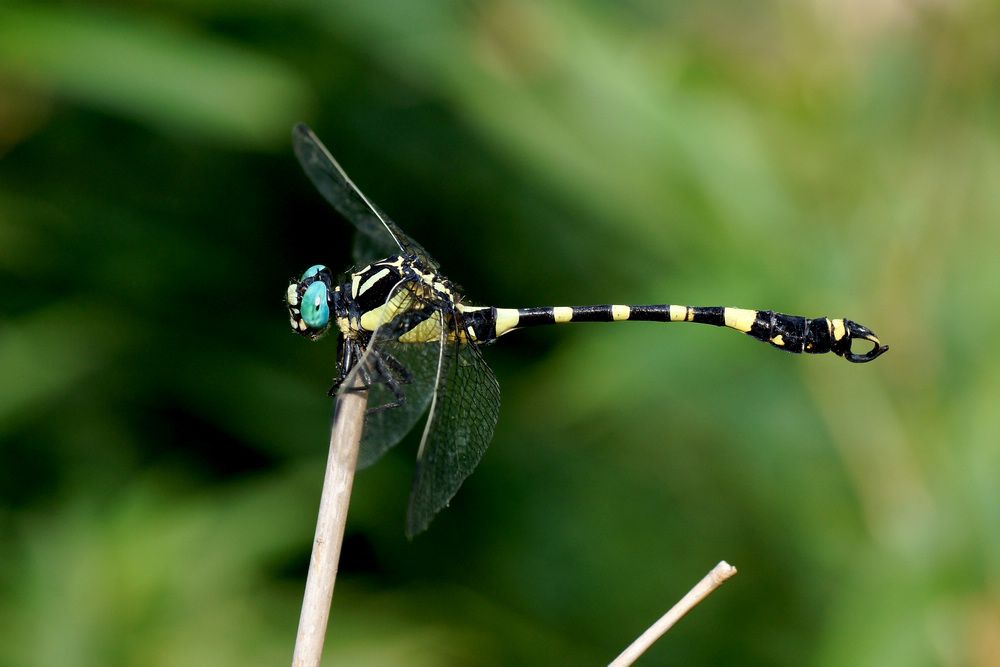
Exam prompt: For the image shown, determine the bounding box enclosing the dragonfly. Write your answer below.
[286,123,888,537]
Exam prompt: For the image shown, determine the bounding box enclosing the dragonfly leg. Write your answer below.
[328,339,371,396]
[381,352,414,386]
[330,370,375,396]
[364,351,408,415]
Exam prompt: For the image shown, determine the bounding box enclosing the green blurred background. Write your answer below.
[2,1,998,665]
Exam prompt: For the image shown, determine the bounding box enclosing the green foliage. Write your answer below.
[2,1,999,664]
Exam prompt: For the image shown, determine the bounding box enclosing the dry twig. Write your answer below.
[609,560,738,667]
[291,388,369,667]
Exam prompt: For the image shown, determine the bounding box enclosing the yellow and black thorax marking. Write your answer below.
[331,255,483,345]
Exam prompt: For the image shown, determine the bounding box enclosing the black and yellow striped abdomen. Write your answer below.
[462,304,886,363]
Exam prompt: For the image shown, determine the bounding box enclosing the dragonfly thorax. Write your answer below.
[337,255,459,338]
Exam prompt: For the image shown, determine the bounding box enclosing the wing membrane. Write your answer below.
[357,338,438,468]
[292,123,439,268]
[406,333,500,537]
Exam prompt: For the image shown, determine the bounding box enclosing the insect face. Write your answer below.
[287,264,334,339]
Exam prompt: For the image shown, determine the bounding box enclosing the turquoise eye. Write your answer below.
[301,281,330,329]
[301,264,325,281]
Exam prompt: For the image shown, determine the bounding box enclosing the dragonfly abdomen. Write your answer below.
[480,304,886,363]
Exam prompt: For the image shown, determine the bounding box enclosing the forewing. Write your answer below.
[352,232,396,268]
[405,335,501,537]
[292,123,440,268]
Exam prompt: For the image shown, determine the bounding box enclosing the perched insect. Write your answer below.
[286,123,888,537]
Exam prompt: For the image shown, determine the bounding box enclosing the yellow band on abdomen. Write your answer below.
[495,308,520,336]
[723,308,757,333]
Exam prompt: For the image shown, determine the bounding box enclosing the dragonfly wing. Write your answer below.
[405,324,500,538]
[356,338,438,468]
[292,123,440,269]
[351,231,397,268]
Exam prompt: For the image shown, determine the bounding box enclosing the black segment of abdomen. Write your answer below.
[566,305,615,322]
[463,308,500,343]
[749,311,834,355]
[688,306,725,326]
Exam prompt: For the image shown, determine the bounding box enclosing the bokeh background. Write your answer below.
[2,1,999,665]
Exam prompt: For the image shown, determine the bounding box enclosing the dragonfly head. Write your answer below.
[287,264,334,340]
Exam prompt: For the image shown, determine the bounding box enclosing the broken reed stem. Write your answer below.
[291,387,369,667]
[609,560,738,667]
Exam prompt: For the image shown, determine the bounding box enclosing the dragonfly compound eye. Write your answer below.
[301,281,331,330]
[301,264,326,281]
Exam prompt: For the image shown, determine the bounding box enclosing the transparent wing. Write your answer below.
[406,330,501,538]
[292,123,440,269]
[357,338,438,468]
[351,232,396,268]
